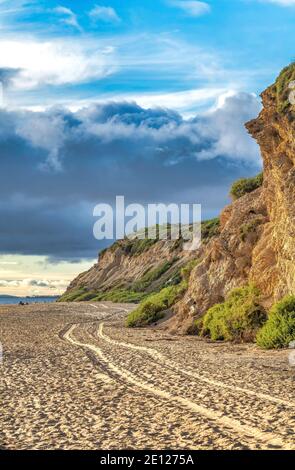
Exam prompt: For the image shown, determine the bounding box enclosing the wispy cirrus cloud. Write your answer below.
[0,38,116,90]
[53,6,82,32]
[168,0,211,16]
[0,0,33,13]
[0,0,40,30]
[0,31,250,114]
[89,4,121,23]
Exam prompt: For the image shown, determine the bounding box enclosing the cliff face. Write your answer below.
[61,237,194,302]
[170,75,295,333]
[247,86,295,300]
[62,66,295,334]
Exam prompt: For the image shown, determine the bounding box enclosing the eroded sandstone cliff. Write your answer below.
[61,65,295,334]
[60,235,195,302]
[169,68,295,333]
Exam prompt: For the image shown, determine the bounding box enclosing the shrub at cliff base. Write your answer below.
[256,296,295,349]
[230,173,263,200]
[199,285,266,342]
[126,258,199,328]
[126,282,187,328]
[57,288,86,302]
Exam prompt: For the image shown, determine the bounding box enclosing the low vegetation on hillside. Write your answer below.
[273,62,295,113]
[59,217,219,303]
[110,237,159,257]
[256,295,295,349]
[196,285,266,342]
[230,173,263,200]
[131,259,178,292]
[201,218,220,242]
[126,283,187,328]
[126,259,199,327]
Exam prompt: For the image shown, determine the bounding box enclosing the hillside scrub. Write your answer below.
[58,259,182,304]
[256,296,295,349]
[92,289,146,303]
[58,288,86,302]
[198,285,266,342]
[132,259,178,292]
[126,258,198,327]
[110,237,158,256]
[180,259,200,282]
[201,218,220,242]
[126,282,187,328]
[74,290,98,301]
[273,62,295,113]
[230,173,263,200]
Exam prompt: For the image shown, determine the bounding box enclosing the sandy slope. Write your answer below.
[0,302,294,450]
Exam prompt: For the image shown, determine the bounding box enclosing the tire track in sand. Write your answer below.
[90,303,130,313]
[63,323,293,450]
[97,322,295,409]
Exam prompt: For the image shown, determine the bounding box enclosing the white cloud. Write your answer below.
[0,32,244,110]
[0,277,69,295]
[0,39,116,90]
[132,87,228,115]
[195,92,261,164]
[89,5,121,23]
[0,278,68,289]
[11,91,261,170]
[169,0,211,16]
[0,261,18,265]
[53,6,81,31]
[30,87,229,117]
[0,0,31,13]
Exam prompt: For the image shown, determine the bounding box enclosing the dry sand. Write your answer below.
[0,301,294,450]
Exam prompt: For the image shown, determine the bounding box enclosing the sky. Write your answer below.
[0,0,294,296]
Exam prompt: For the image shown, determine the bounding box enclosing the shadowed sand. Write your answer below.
[0,302,294,450]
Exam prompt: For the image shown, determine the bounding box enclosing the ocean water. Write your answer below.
[0,296,59,305]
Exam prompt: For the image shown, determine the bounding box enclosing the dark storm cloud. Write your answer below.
[0,93,261,260]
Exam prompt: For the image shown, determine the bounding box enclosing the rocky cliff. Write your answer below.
[59,235,196,302]
[169,65,295,333]
[59,219,220,303]
[61,65,295,335]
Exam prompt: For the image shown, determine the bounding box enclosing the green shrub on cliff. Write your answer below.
[126,282,187,328]
[110,236,158,257]
[126,257,199,327]
[201,218,220,242]
[180,259,200,282]
[132,259,177,292]
[200,285,266,342]
[256,296,295,349]
[274,62,295,113]
[93,289,146,303]
[58,288,86,302]
[230,173,263,200]
[74,290,98,301]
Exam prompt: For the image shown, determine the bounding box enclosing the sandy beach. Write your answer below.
[0,301,294,450]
